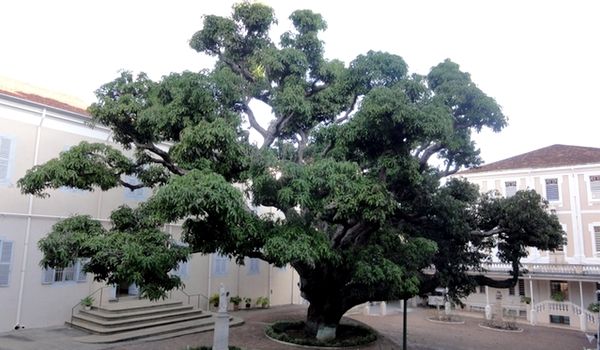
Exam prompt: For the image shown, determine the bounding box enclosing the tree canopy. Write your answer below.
[18,2,563,340]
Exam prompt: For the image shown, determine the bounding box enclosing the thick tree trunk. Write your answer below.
[305,298,346,341]
[294,262,355,341]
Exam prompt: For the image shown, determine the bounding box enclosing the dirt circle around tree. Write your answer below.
[265,320,378,348]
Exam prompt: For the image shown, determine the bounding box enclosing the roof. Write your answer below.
[461,144,600,174]
[0,76,90,116]
[0,89,90,116]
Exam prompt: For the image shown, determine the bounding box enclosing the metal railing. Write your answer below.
[169,288,210,311]
[69,286,110,326]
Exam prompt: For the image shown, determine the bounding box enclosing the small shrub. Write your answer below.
[209,293,220,307]
[230,295,242,306]
[551,292,565,302]
[80,296,94,307]
[588,302,600,313]
[256,296,269,308]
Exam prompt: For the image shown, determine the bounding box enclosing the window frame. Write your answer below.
[541,176,562,205]
[212,254,229,277]
[247,258,260,276]
[0,238,14,287]
[589,223,600,258]
[0,134,16,186]
[42,259,87,285]
[502,178,519,198]
[584,174,600,203]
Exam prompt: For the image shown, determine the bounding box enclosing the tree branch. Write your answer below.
[134,142,186,175]
[262,113,293,149]
[418,142,443,168]
[470,227,503,237]
[242,100,269,140]
[119,179,145,191]
[335,94,358,124]
[297,129,308,164]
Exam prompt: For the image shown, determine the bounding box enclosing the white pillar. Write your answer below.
[380,301,387,316]
[213,284,230,350]
[579,281,586,331]
[484,286,491,320]
[529,278,536,325]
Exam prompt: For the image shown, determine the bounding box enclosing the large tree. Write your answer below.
[19,3,563,340]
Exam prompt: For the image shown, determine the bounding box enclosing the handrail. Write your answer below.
[169,288,210,310]
[69,286,109,326]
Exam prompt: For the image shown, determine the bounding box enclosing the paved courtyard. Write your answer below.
[0,304,592,350]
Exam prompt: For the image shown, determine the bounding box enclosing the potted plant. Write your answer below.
[588,302,600,313]
[230,296,242,311]
[210,293,220,310]
[256,296,269,308]
[244,297,252,309]
[520,296,531,305]
[551,291,565,302]
[80,296,94,311]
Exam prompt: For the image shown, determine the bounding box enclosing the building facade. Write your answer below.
[456,145,600,331]
[0,85,301,332]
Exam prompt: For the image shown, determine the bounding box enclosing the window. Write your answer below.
[549,315,570,325]
[0,239,14,286]
[42,260,87,284]
[171,261,189,279]
[479,285,485,294]
[248,258,260,275]
[518,279,525,297]
[509,286,515,296]
[504,181,517,197]
[544,178,560,202]
[123,175,149,201]
[550,280,569,301]
[594,226,600,256]
[213,254,229,277]
[0,136,15,184]
[590,176,600,200]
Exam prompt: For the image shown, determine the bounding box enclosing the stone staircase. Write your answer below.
[68,298,243,343]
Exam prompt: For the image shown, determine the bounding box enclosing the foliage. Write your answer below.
[210,293,220,307]
[551,292,565,302]
[256,296,269,308]
[80,296,94,307]
[520,296,531,304]
[244,297,252,307]
[18,2,564,339]
[230,295,242,306]
[588,302,600,313]
[265,321,377,347]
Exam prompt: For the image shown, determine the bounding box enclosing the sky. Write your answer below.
[1,0,599,164]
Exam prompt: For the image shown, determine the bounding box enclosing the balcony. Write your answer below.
[481,262,600,281]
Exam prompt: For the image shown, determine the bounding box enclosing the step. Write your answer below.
[94,299,184,313]
[73,308,208,328]
[68,312,210,334]
[80,304,194,321]
[76,315,244,343]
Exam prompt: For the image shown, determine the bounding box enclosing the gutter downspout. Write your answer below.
[15,108,45,329]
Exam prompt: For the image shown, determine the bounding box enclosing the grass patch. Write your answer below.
[265,320,377,347]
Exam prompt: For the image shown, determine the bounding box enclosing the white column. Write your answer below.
[484,286,492,320]
[529,278,536,325]
[579,281,586,331]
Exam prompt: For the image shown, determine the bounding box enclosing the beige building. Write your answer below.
[0,85,301,333]
[456,145,600,331]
